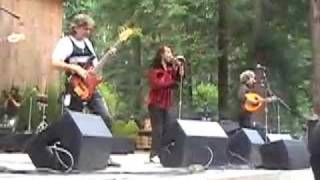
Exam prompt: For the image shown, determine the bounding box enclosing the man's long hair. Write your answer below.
[69,13,95,35]
[151,45,173,68]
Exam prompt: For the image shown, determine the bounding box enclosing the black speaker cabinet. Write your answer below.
[308,120,320,154]
[260,139,310,169]
[159,120,228,167]
[307,120,320,180]
[26,109,113,171]
[228,128,264,167]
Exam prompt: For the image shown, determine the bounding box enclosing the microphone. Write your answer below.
[170,55,185,66]
[175,55,186,62]
[256,64,266,70]
[176,55,186,64]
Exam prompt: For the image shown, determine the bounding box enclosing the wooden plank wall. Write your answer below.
[0,0,63,92]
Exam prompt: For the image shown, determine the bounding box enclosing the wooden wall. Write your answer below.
[0,0,63,92]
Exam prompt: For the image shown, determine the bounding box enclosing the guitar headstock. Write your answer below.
[118,26,141,43]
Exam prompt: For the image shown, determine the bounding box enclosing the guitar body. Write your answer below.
[70,70,102,101]
[243,93,264,112]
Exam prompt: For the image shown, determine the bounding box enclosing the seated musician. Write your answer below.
[5,86,22,116]
[2,86,21,130]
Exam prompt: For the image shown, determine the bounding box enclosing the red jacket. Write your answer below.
[147,66,179,109]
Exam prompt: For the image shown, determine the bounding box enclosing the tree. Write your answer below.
[311,0,320,115]
[217,0,229,119]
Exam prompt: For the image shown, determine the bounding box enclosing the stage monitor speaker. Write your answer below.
[308,120,320,154]
[219,120,240,135]
[159,120,228,167]
[307,120,320,180]
[26,109,113,171]
[228,128,264,167]
[260,139,310,170]
[267,133,292,142]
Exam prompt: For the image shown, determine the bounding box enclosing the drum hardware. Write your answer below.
[35,94,49,134]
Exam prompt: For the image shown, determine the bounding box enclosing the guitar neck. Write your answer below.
[94,40,122,73]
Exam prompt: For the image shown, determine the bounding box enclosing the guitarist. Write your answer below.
[52,14,114,129]
[238,70,257,128]
[51,14,119,167]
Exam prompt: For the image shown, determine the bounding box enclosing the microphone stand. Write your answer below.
[260,69,270,141]
[275,94,291,133]
[261,69,291,136]
[178,68,184,120]
[175,56,185,121]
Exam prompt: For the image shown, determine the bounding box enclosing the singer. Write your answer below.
[146,45,184,163]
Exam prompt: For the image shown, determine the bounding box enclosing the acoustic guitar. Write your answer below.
[69,27,139,101]
[243,93,277,112]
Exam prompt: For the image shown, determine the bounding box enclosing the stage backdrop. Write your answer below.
[0,0,63,93]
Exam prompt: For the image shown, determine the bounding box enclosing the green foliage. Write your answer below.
[192,83,218,113]
[16,87,40,131]
[112,120,139,138]
[47,83,63,123]
[98,83,128,120]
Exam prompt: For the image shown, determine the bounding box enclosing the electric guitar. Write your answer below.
[243,93,277,112]
[69,27,138,101]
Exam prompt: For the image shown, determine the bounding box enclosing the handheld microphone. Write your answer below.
[172,55,185,66]
[176,55,186,62]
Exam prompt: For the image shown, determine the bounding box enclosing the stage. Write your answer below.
[0,152,313,180]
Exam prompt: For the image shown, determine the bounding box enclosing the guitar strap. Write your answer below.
[63,37,96,106]
[66,37,96,67]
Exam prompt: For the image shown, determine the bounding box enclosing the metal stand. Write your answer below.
[25,96,33,133]
[35,95,48,134]
[260,68,291,139]
[260,69,270,141]
[277,100,280,133]
[178,75,183,120]
[275,96,291,134]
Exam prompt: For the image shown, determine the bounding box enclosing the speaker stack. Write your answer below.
[220,120,310,170]
[26,109,113,171]
[260,139,310,169]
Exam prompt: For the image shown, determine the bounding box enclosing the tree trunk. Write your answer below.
[131,37,143,117]
[136,37,144,118]
[217,0,229,120]
[252,0,270,126]
[311,0,320,115]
